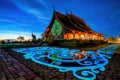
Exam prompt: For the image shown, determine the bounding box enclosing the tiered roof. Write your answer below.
[45,10,103,35]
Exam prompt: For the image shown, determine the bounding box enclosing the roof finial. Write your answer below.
[70,9,72,15]
[66,9,68,15]
[53,5,55,12]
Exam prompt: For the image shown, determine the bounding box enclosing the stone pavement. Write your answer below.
[0,49,78,80]
[96,53,120,80]
[0,49,42,80]
[0,48,120,80]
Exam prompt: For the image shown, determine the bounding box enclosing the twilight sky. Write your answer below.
[0,0,120,39]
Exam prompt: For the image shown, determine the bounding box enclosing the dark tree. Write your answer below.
[1,40,5,44]
[17,36,25,42]
[32,33,37,43]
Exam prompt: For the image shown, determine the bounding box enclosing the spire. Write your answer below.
[53,5,55,12]
[66,9,68,15]
[52,5,57,17]
[49,0,56,12]
[70,9,72,15]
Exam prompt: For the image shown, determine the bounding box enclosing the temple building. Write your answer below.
[42,10,104,43]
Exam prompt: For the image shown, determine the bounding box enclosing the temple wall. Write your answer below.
[63,31,104,40]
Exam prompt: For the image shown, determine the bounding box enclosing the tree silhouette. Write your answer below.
[106,37,116,41]
[17,36,25,42]
[32,33,37,43]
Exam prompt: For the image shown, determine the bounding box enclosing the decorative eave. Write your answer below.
[43,10,104,36]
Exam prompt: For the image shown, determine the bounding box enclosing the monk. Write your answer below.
[72,53,82,60]
[81,50,89,57]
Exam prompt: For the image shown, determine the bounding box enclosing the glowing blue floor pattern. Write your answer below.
[12,45,118,80]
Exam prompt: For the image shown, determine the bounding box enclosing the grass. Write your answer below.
[81,43,120,53]
[1,42,118,53]
[77,44,110,51]
[115,43,120,53]
[61,43,111,52]
[0,43,27,48]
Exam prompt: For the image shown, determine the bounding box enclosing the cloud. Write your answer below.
[0,30,31,39]
[0,18,34,28]
[110,10,120,20]
[10,0,50,22]
[36,0,49,9]
[0,30,41,39]
[28,9,50,21]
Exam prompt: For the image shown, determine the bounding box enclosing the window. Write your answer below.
[80,34,84,39]
[75,33,80,39]
[68,33,73,39]
[64,34,68,39]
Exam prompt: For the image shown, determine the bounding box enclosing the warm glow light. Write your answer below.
[67,33,73,39]
[63,31,104,40]
[80,34,84,39]
[118,38,120,41]
[75,33,80,39]
[92,35,97,40]
[64,34,68,39]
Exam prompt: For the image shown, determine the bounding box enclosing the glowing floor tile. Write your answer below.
[12,44,118,80]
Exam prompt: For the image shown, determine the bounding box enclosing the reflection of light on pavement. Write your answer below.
[118,38,120,41]
[12,44,118,80]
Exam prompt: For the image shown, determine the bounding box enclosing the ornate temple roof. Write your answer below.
[48,11,92,31]
[45,10,103,35]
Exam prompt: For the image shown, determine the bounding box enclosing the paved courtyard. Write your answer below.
[0,48,120,80]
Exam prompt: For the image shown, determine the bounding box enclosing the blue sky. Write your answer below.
[0,0,120,39]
